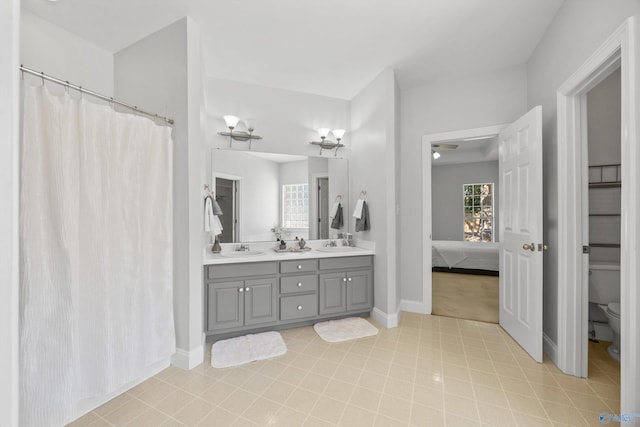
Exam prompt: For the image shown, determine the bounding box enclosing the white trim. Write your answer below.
[421,125,506,315]
[543,333,559,367]
[171,345,204,370]
[371,307,399,328]
[556,17,638,412]
[399,299,429,314]
[71,358,170,424]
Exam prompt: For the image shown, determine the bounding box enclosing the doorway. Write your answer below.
[430,140,500,324]
[317,177,329,239]
[556,17,638,412]
[214,177,238,243]
[422,107,545,363]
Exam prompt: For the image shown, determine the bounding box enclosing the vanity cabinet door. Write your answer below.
[346,270,372,311]
[207,281,244,331]
[244,278,278,326]
[319,272,347,315]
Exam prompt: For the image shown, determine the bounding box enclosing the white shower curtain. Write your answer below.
[20,82,176,426]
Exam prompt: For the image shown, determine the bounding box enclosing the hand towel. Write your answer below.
[352,199,364,219]
[204,196,214,232]
[355,201,370,231]
[330,202,340,219]
[211,215,223,236]
[331,203,343,229]
[212,197,223,215]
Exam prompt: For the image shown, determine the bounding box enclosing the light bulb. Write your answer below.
[317,128,331,140]
[223,115,240,129]
[332,129,346,141]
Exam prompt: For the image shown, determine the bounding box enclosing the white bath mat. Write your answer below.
[211,331,287,368]
[313,317,378,343]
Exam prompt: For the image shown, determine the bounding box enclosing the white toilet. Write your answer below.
[598,302,621,361]
[589,261,621,362]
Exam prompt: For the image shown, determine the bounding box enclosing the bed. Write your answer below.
[432,240,499,272]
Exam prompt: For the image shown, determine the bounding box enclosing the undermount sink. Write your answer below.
[315,246,359,253]
[219,250,265,258]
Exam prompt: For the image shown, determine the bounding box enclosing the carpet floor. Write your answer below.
[432,271,499,323]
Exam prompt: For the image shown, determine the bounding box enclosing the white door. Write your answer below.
[499,106,544,362]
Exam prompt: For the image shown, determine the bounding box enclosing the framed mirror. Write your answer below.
[211,149,349,243]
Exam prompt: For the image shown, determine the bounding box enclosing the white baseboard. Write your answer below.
[71,357,170,424]
[171,345,204,370]
[543,333,559,367]
[371,307,399,328]
[399,299,430,314]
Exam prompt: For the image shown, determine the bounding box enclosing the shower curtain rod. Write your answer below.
[20,65,174,125]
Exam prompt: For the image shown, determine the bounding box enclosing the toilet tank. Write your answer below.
[589,261,620,304]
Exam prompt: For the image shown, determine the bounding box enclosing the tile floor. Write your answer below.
[69,314,620,426]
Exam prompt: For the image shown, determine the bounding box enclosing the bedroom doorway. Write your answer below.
[429,134,501,323]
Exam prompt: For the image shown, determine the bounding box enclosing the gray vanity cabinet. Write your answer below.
[319,256,373,315]
[206,262,278,333]
[319,269,372,315]
[205,255,373,337]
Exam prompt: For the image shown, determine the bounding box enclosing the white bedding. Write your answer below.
[432,240,499,271]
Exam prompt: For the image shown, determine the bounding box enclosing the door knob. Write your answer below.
[538,243,549,251]
[522,243,535,251]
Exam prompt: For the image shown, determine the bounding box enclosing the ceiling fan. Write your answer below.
[431,143,459,150]
[431,143,458,159]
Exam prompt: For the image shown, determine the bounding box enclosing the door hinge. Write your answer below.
[583,245,590,254]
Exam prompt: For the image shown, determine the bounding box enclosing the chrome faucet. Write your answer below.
[324,240,337,247]
[236,244,251,251]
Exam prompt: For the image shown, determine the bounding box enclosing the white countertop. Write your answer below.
[203,240,375,265]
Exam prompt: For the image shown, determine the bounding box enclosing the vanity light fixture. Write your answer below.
[218,115,263,150]
[432,150,441,160]
[310,128,346,156]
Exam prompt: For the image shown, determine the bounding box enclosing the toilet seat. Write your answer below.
[607,302,621,318]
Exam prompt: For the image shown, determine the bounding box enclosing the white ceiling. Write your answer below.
[21,0,564,99]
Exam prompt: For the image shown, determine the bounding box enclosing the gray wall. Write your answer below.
[432,161,499,241]
[114,18,206,365]
[0,0,19,424]
[587,68,621,166]
[526,0,640,345]
[350,69,399,322]
[399,65,527,302]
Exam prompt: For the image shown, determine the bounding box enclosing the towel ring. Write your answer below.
[359,190,367,201]
[335,195,342,203]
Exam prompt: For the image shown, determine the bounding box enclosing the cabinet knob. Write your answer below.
[343,277,347,282]
[297,305,303,311]
[348,277,352,282]
[297,282,303,287]
[297,264,302,270]
[238,288,244,293]
[245,287,250,292]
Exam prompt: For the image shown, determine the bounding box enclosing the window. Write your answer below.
[463,183,493,242]
[282,183,309,229]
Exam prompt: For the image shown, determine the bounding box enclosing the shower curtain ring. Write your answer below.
[40,72,45,86]
[65,81,70,94]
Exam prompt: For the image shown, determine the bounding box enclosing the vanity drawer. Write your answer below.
[280,259,317,274]
[319,256,372,271]
[280,274,317,294]
[280,294,318,321]
[207,262,277,280]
